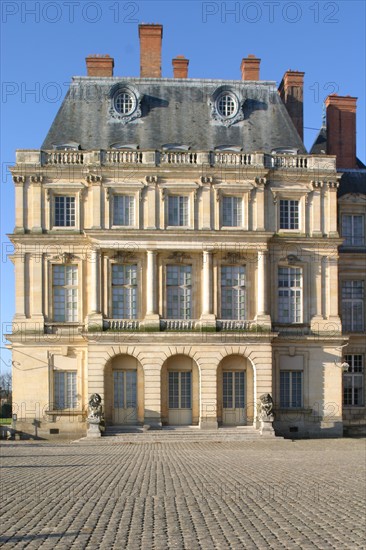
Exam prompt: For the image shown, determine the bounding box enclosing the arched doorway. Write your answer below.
[161,355,199,426]
[104,354,144,425]
[217,355,254,426]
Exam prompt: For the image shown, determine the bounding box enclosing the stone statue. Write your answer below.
[259,393,274,421]
[88,393,103,422]
[87,393,103,439]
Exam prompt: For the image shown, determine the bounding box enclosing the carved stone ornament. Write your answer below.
[168,251,191,263]
[327,181,339,189]
[109,84,142,124]
[286,254,301,265]
[259,393,274,420]
[209,89,245,127]
[145,175,158,184]
[12,175,26,184]
[111,251,136,263]
[50,252,78,263]
[311,180,323,189]
[200,176,213,184]
[85,174,102,184]
[223,252,244,264]
[254,177,267,186]
[87,393,103,423]
[30,175,43,184]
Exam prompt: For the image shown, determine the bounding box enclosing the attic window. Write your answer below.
[114,90,136,116]
[217,93,237,118]
[52,143,80,151]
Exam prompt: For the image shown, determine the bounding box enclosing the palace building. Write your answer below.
[8,24,366,439]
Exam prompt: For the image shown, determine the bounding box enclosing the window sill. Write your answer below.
[45,410,84,416]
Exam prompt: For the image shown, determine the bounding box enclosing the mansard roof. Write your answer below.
[338,170,366,197]
[41,77,306,153]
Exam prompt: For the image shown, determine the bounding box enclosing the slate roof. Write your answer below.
[41,77,306,153]
[338,170,366,197]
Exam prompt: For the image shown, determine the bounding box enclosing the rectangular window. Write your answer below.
[221,266,246,319]
[222,196,242,227]
[54,196,75,227]
[113,195,134,226]
[278,267,302,323]
[342,214,365,246]
[54,371,77,409]
[342,280,364,332]
[280,371,302,408]
[168,195,189,226]
[343,355,364,406]
[53,265,78,322]
[168,371,191,409]
[112,264,138,319]
[280,199,299,230]
[166,265,192,319]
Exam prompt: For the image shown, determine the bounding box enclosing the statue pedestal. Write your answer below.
[260,417,275,437]
[87,419,101,438]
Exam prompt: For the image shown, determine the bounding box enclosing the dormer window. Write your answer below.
[110,84,142,123]
[114,91,136,116]
[210,87,244,127]
[216,93,237,119]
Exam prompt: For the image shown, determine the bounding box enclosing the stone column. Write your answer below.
[327,181,339,236]
[31,178,43,233]
[13,255,26,319]
[311,181,323,236]
[91,180,101,229]
[200,251,215,327]
[144,250,160,328]
[90,248,99,313]
[310,258,326,332]
[86,247,103,329]
[200,178,212,230]
[255,178,266,231]
[255,249,271,328]
[13,177,25,233]
[327,256,341,332]
[31,253,44,323]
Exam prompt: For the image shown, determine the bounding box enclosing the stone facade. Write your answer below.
[7,24,365,439]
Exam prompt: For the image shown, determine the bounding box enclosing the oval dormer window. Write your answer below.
[216,92,238,119]
[114,90,136,116]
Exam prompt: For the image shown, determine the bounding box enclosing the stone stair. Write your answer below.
[103,425,266,442]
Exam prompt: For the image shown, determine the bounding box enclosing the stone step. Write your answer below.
[103,425,264,440]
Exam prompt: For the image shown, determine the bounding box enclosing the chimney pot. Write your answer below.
[278,70,305,141]
[139,23,163,78]
[240,55,261,81]
[172,55,189,78]
[325,94,357,168]
[86,55,114,77]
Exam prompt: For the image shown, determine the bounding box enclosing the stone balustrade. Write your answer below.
[14,149,337,171]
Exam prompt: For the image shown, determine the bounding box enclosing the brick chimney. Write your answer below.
[139,23,163,78]
[278,70,305,141]
[240,55,260,81]
[172,55,189,78]
[325,95,357,169]
[86,55,114,77]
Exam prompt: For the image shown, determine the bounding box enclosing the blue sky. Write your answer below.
[1,0,365,373]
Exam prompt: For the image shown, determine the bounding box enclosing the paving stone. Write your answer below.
[0,438,365,549]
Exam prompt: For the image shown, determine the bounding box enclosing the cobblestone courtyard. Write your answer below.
[0,438,365,549]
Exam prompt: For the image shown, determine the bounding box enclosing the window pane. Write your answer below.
[280,200,299,230]
[166,265,192,319]
[280,371,302,408]
[54,196,75,227]
[113,195,134,226]
[112,264,137,318]
[342,281,364,331]
[168,196,188,226]
[222,196,242,227]
[53,265,78,322]
[278,267,302,323]
[221,266,246,319]
[54,371,77,409]
[343,355,364,406]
